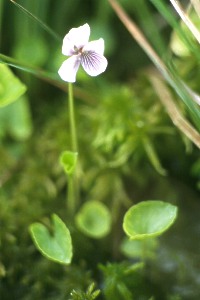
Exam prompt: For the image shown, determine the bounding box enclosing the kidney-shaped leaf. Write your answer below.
[30,214,72,264]
[0,64,27,107]
[123,201,177,239]
[75,201,111,239]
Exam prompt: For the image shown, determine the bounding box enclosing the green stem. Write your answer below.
[67,83,78,217]
[68,82,78,152]
[67,175,76,216]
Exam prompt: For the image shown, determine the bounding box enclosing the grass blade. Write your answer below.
[108,0,200,130]
[9,0,61,43]
[170,0,200,44]
[149,72,200,149]
[150,0,200,60]
[131,0,166,56]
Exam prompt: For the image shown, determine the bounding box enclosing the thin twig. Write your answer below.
[149,72,200,149]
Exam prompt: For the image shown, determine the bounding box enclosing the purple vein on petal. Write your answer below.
[81,51,106,76]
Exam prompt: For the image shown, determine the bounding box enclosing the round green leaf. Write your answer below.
[123,201,178,239]
[75,201,111,239]
[30,214,72,265]
[59,151,78,175]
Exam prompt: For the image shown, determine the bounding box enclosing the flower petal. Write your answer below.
[62,24,90,56]
[83,38,105,55]
[81,51,108,77]
[58,55,81,82]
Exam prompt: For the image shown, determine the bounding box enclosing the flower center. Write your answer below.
[74,45,84,55]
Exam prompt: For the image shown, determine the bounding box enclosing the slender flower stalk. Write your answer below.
[58,23,108,216]
[68,82,78,152]
[67,170,76,217]
[67,82,78,216]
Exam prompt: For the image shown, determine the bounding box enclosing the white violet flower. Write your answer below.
[58,23,108,82]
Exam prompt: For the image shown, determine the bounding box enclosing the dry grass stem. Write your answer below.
[149,72,200,149]
[108,0,168,78]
